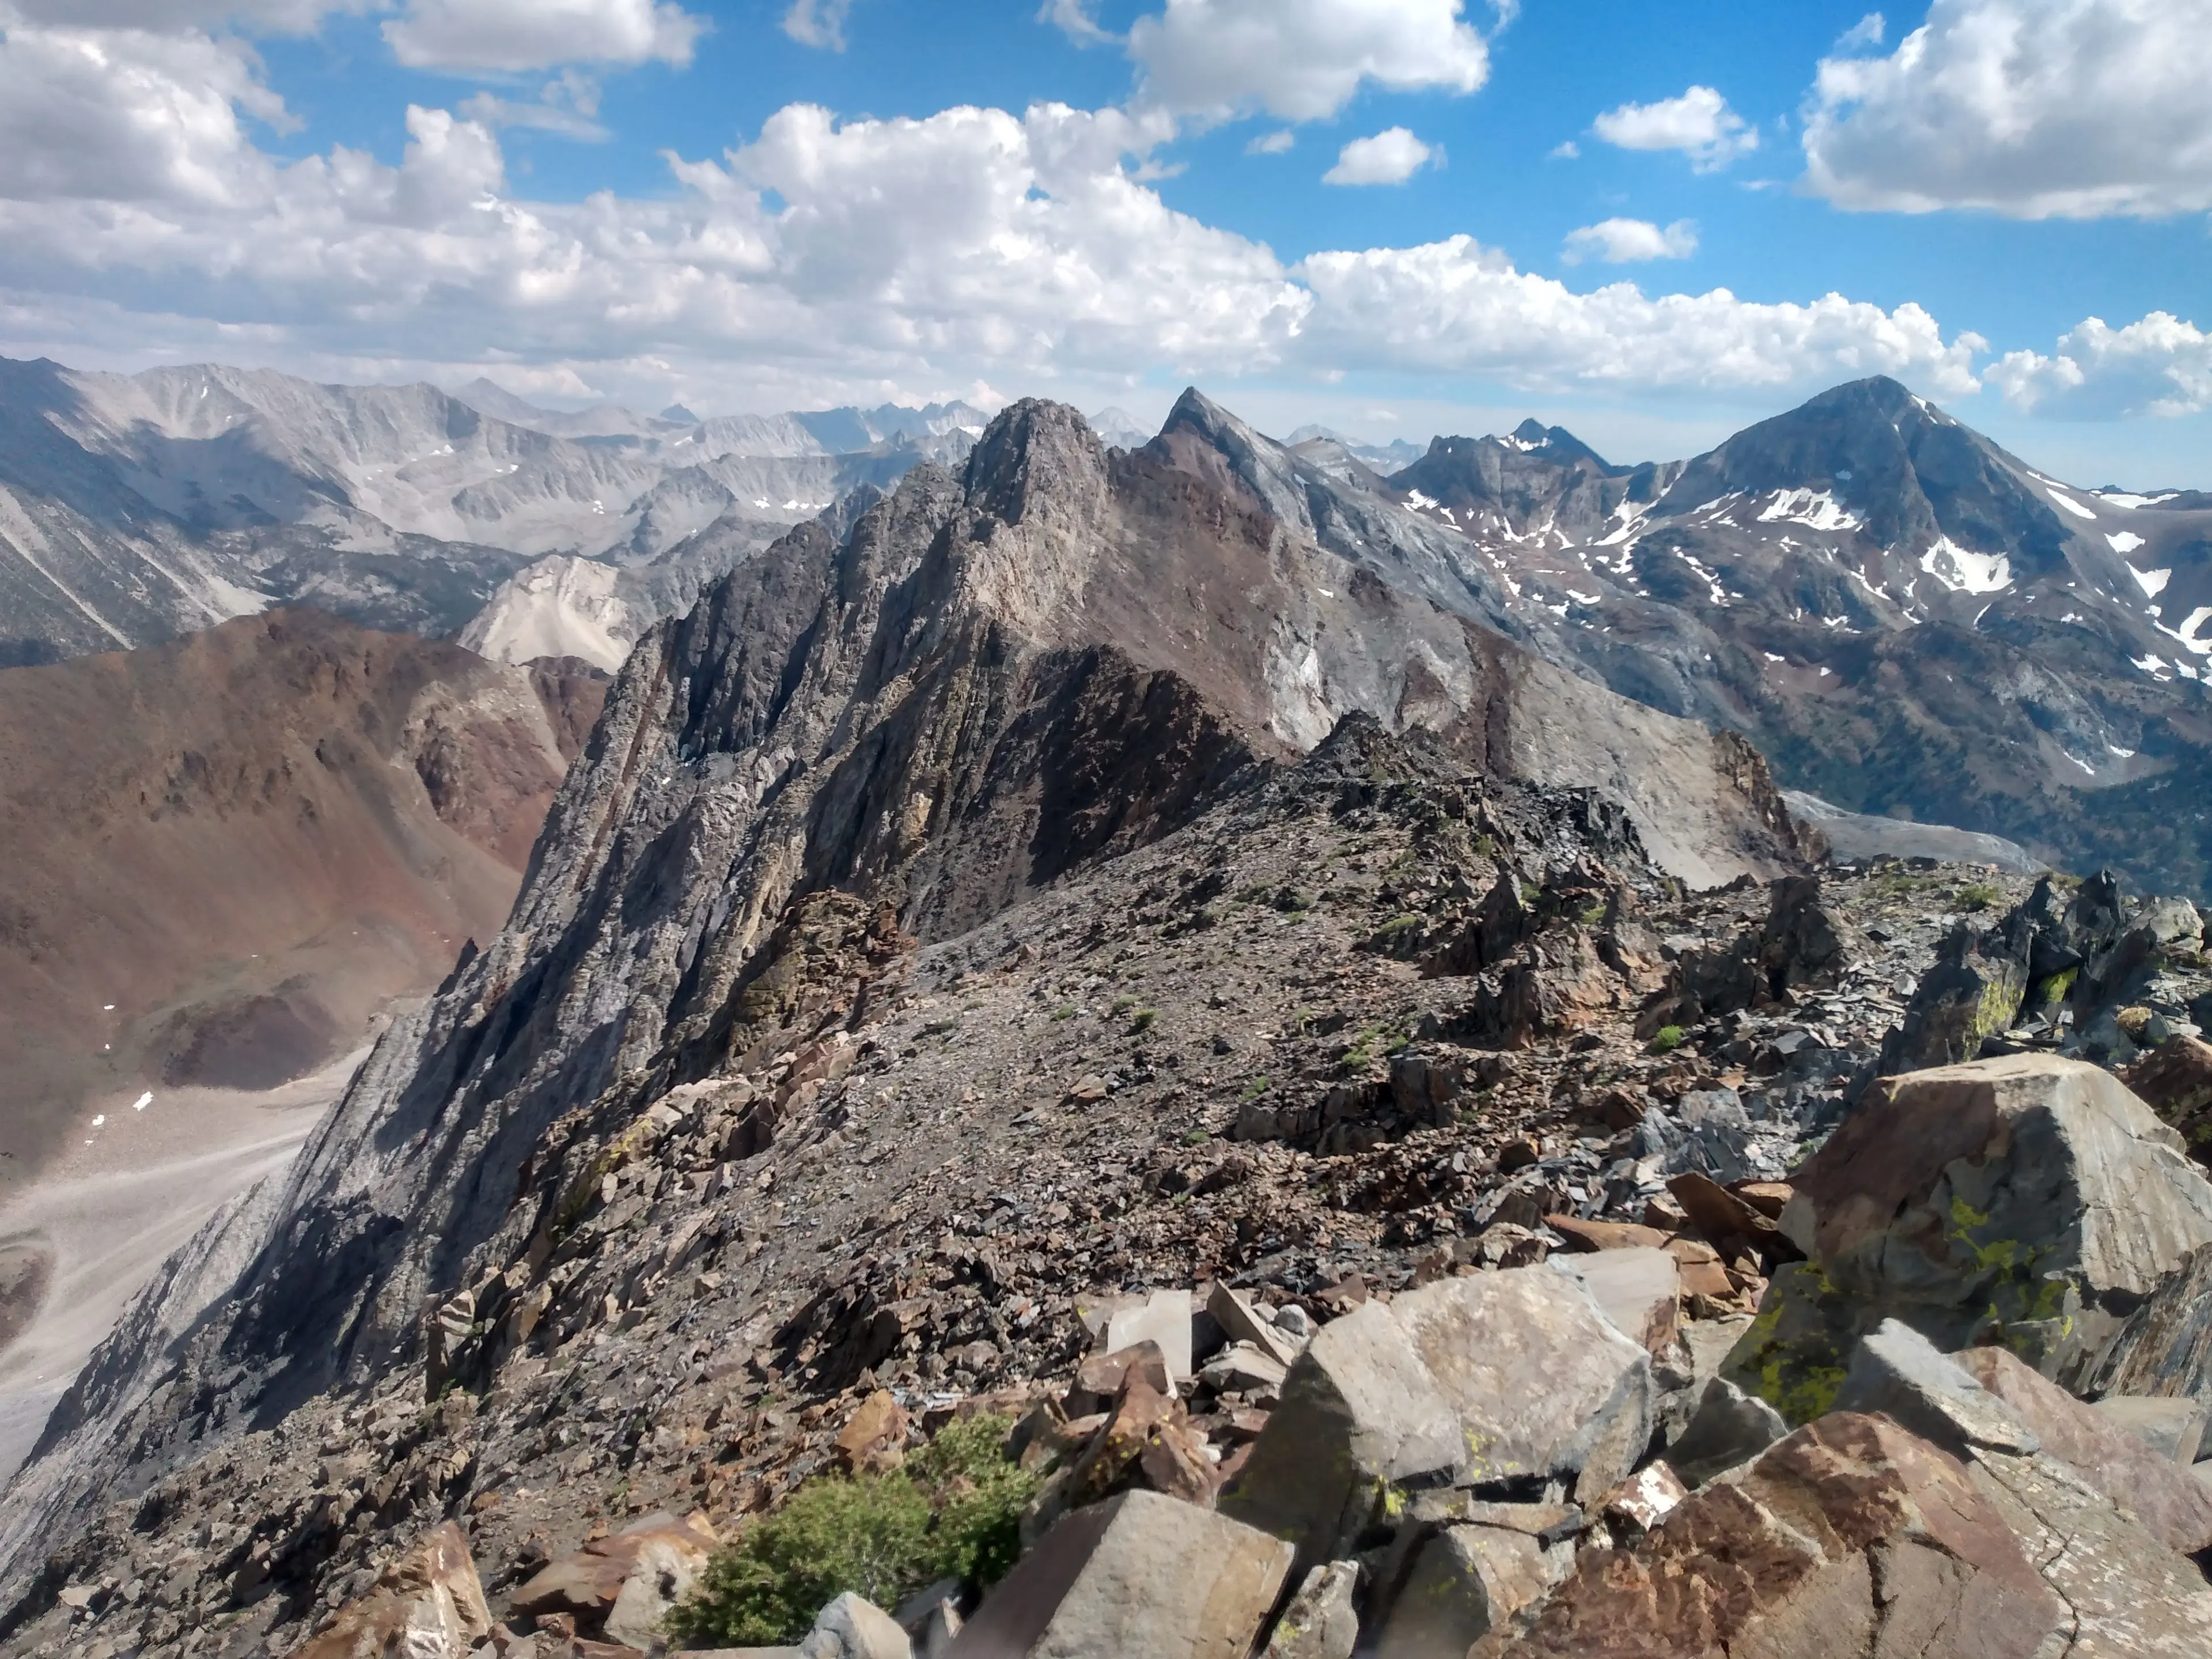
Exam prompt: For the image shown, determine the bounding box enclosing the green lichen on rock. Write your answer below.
[1718,1263,1859,1425]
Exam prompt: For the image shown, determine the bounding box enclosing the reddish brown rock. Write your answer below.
[1665,1172,1781,1253]
[836,1389,911,1475]
[1471,1414,2067,1658]
[2125,1034,2212,1166]
[1544,1215,1673,1253]
[289,1522,492,1659]
[510,1513,718,1637]
[1953,1344,2212,1555]
[1730,1180,1794,1219]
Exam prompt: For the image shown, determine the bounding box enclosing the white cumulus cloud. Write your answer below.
[1561,217,1697,264]
[1593,85,1758,171]
[0,41,2002,421]
[1128,0,1494,123]
[1990,314,2212,416]
[1323,127,1435,186]
[384,0,707,71]
[0,18,290,206]
[1802,0,2212,218]
[1294,236,1984,395]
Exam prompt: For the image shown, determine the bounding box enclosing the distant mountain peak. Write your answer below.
[659,403,699,424]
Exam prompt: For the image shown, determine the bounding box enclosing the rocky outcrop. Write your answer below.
[1726,1054,2212,1416]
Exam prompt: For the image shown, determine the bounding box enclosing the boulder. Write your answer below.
[289,1522,491,1659]
[1661,1377,1787,1488]
[510,1513,718,1638]
[1391,1270,1654,1502]
[1259,1562,1360,1659]
[1596,1463,1687,1535]
[1954,1343,2212,1555]
[1544,1247,1679,1354]
[1731,1055,2212,1418]
[1966,1446,2212,1655]
[799,1592,912,1659]
[835,1390,910,1475]
[1217,1300,1463,1569]
[1104,1290,1194,1381]
[2090,1394,2209,1464]
[946,1488,1292,1659]
[1471,1414,2070,1658]
[1222,1271,1652,1569]
[2082,1240,2212,1399]
[1372,1523,1559,1659]
[1875,907,2036,1075]
[1828,1320,2040,1460]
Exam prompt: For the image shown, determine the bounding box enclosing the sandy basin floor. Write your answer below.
[0,1047,368,1484]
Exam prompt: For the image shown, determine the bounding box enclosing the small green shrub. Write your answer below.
[1955,883,2004,912]
[1650,1024,1686,1054]
[1238,1074,1270,1101]
[669,1416,1034,1647]
[1128,1007,1158,1033]
[1051,1004,1077,1021]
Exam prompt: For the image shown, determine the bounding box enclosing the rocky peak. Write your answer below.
[1653,374,2067,569]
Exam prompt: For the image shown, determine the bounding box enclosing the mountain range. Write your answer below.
[2,357,2209,893]
[0,358,985,668]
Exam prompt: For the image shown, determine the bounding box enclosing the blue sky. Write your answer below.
[2,0,2210,482]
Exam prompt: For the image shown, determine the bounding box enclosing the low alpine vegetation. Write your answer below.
[669,1415,1035,1646]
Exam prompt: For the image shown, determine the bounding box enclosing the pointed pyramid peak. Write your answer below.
[1511,418,1550,445]
[961,397,1108,527]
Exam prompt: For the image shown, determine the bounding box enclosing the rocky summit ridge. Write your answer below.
[8,397,2212,1658]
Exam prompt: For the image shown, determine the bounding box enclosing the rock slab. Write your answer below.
[945,1488,1292,1659]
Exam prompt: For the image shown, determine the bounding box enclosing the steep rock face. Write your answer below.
[0,610,605,1185]
[0,400,1809,1596]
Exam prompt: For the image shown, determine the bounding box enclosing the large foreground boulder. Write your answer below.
[1727,1055,2212,1417]
[1469,1413,2069,1658]
[944,1489,1292,1659]
[289,1522,491,1659]
[1221,1268,1652,1571]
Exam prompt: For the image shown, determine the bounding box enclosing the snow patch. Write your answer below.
[2158,605,2212,656]
[2106,531,2146,554]
[132,1092,152,1111]
[2046,488,2097,520]
[1404,488,1440,511]
[2107,744,2137,759]
[2127,563,2172,597]
[1919,536,2012,595]
[1757,488,1861,533]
